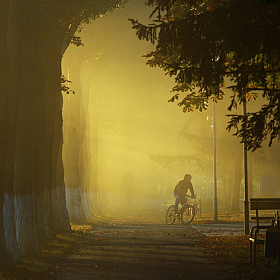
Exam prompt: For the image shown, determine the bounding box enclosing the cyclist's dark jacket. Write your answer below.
[174,180,194,197]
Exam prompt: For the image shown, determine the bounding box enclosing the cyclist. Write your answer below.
[174,174,196,216]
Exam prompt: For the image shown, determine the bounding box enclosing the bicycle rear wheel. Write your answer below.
[166,205,176,225]
[181,204,195,225]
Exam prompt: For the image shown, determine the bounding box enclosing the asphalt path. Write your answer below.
[92,222,251,236]
[54,222,237,280]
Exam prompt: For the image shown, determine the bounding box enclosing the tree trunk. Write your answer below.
[0,0,18,262]
[63,61,84,221]
[8,0,44,256]
[39,13,70,234]
[248,152,253,198]
[3,0,71,260]
[79,65,97,218]
[0,0,123,261]
[87,74,101,215]
[63,59,93,221]
[220,175,227,208]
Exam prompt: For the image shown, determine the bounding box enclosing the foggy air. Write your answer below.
[2,0,280,276]
[62,1,280,221]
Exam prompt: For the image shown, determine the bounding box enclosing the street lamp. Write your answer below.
[213,100,218,222]
[243,100,249,235]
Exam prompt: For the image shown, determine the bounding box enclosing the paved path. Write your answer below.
[54,223,236,280]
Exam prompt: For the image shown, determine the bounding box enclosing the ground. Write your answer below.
[4,210,279,279]
[52,215,238,280]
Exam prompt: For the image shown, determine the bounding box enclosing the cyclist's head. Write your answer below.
[184,174,192,181]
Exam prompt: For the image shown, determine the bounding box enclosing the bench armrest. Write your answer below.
[250,225,271,238]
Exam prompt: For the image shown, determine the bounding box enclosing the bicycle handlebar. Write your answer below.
[185,194,196,199]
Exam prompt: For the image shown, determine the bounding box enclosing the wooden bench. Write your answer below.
[249,198,280,267]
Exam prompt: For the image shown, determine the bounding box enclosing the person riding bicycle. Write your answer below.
[174,174,196,215]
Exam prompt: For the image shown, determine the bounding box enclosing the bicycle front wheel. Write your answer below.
[166,205,176,225]
[181,204,195,225]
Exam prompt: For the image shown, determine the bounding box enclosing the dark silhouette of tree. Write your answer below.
[0,0,125,262]
[130,0,280,151]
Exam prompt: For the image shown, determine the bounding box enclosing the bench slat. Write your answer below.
[251,216,273,220]
[250,198,280,210]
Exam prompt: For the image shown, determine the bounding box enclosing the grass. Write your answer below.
[191,211,280,279]
[196,232,280,279]
[0,226,86,280]
[192,211,245,224]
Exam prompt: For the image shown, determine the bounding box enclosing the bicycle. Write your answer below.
[165,194,196,225]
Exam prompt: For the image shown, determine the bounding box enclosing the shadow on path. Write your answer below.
[54,223,236,280]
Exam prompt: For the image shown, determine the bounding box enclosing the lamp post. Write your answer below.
[243,100,249,235]
[213,100,218,222]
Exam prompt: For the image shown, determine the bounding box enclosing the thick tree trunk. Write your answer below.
[8,0,44,255]
[1,0,122,261]
[4,0,36,260]
[0,1,18,262]
[63,60,88,222]
[4,0,71,260]
[87,94,101,215]
[80,71,95,218]
[39,13,70,234]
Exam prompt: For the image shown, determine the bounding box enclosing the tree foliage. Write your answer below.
[130,0,280,150]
